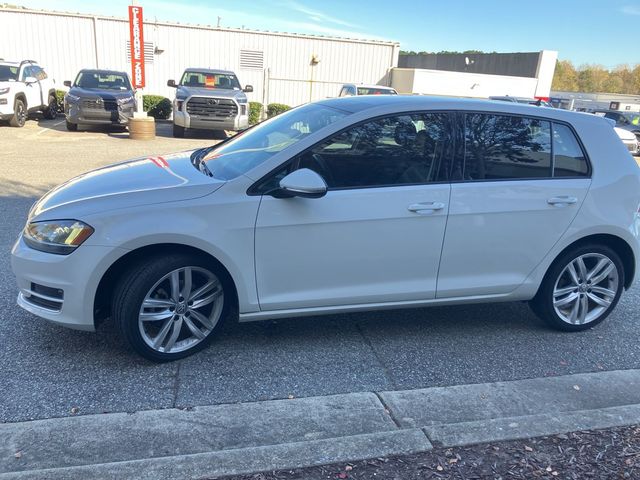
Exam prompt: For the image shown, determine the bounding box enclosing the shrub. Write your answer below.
[249,102,263,125]
[55,90,65,111]
[267,103,291,118]
[142,95,172,119]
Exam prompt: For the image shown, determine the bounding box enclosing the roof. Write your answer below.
[0,7,399,46]
[317,95,608,126]
[184,68,236,75]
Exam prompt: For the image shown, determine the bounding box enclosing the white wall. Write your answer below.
[0,8,399,107]
[392,68,539,99]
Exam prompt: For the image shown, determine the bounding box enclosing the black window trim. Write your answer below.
[452,110,592,184]
[247,109,457,196]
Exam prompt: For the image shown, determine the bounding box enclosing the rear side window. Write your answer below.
[464,113,552,180]
[552,123,588,177]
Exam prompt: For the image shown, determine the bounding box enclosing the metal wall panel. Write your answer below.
[0,8,398,107]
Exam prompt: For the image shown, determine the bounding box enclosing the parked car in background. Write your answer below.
[63,69,136,131]
[489,96,553,107]
[11,96,640,361]
[339,83,398,97]
[614,127,639,155]
[593,110,640,149]
[0,59,57,127]
[168,68,253,138]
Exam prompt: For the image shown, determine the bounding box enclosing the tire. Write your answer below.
[112,253,230,362]
[9,98,27,127]
[43,94,57,120]
[173,123,185,138]
[66,120,78,131]
[529,244,624,332]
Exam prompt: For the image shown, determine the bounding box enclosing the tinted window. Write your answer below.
[296,113,453,189]
[464,113,552,180]
[552,124,589,177]
[180,71,241,90]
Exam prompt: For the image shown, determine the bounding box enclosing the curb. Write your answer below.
[2,369,640,479]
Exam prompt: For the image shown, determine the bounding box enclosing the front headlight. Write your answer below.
[0,87,9,95]
[23,220,94,255]
[65,93,80,103]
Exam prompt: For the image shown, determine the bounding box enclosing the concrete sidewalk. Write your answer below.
[3,369,640,480]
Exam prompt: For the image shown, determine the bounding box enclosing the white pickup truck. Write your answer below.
[0,59,57,127]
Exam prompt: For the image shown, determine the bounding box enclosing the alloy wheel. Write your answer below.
[16,103,26,126]
[138,266,224,354]
[552,253,619,325]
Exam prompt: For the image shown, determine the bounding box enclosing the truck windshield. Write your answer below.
[75,71,131,90]
[357,87,396,95]
[202,103,350,180]
[180,72,241,90]
[0,65,18,81]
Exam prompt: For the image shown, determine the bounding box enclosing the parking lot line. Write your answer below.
[35,120,65,135]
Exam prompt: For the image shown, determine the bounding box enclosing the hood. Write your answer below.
[68,87,135,100]
[614,127,637,141]
[30,150,225,220]
[177,86,246,101]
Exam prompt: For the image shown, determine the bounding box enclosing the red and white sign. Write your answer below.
[128,6,145,88]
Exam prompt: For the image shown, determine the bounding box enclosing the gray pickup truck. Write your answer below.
[168,68,253,138]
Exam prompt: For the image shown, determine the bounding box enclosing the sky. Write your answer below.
[11,0,640,68]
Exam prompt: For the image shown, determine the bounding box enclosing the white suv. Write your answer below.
[11,96,640,361]
[0,60,57,127]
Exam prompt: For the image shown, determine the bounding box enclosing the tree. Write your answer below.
[552,60,579,91]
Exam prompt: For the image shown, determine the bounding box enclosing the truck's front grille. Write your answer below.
[23,282,64,312]
[82,99,118,111]
[186,97,237,117]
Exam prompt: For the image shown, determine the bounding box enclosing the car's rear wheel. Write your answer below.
[530,244,624,331]
[112,254,228,362]
[66,120,78,131]
[43,94,58,119]
[9,98,27,127]
[173,124,185,138]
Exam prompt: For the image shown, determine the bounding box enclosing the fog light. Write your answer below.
[0,99,7,105]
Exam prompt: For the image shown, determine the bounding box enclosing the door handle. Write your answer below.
[547,196,578,206]
[407,202,445,214]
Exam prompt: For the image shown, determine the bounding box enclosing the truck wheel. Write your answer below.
[9,98,27,127]
[43,95,58,120]
[173,124,185,138]
[66,120,78,131]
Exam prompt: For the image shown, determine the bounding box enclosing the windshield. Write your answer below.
[74,71,132,90]
[180,71,241,90]
[202,103,350,180]
[622,113,640,126]
[0,65,18,81]
[357,87,396,95]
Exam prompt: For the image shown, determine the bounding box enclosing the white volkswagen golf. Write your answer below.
[11,96,640,361]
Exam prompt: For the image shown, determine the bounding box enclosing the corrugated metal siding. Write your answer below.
[0,8,398,107]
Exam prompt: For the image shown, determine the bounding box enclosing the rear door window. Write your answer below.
[552,123,589,177]
[463,113,552,180]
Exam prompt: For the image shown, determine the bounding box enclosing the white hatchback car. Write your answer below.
[11,96,640,361]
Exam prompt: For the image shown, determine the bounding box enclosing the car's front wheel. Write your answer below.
[9,98,27,127]
[173,124,185,138]
[112,254,228,361]
[66,120,78,131]
[530,244,624,331]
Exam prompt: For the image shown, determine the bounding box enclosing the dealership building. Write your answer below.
[0,6,400,107]
[0,7,557,106]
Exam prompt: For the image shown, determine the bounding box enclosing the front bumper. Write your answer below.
[11,236,128,331]
[65,101,134,125]
[173,97,249,131]
[0,99,14,118]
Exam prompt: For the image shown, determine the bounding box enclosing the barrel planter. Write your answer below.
[128,116,156,140]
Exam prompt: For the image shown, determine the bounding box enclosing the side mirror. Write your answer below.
[279,168,327,199]
[63,80,72,87]
[243,85,254,93]
[25,76,38,84]
[167,79,177,88]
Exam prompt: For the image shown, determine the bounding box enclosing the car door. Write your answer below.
[436,112,592,298]
[254,112,455,311]
[21,65,43,109]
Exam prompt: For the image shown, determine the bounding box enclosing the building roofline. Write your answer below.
[0,6,400,47]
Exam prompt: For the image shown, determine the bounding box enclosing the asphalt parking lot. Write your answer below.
[1,117,640,424]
